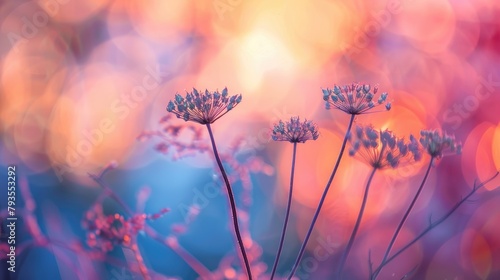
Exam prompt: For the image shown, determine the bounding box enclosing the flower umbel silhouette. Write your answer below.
[338,126,421,278]
[167,87,242,124]
[271,116,319,143]
[419,130,462,159]
[166,88,252,279]
[288,83,392,279]
[349,125,422,169]
[371,129,462,279]
[322,83,391,115]
[270,117,319,279]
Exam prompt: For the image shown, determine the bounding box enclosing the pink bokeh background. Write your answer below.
[1,0,499,279]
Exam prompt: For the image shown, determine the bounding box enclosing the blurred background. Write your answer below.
[0,0,499,279]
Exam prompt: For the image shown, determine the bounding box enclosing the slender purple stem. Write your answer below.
[372,158,434,280]
[371,171,499,278]
[270,142,298,279]
[206,123,252,280]
[337,166,377,278]
[288,114,355,279]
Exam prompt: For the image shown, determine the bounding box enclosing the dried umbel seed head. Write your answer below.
[322,83,391,115]
[166,87,242,124]
[271,116,319,143]
[349,125,421,169]
[419,130,462,159]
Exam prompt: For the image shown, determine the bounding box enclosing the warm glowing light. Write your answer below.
[492,124,500,174]
[124,0,194,43]
[394,0,456,53]
[462,122,500,190]
[238,30,296,91]
[224,268,236,279]
[45,63,162,183]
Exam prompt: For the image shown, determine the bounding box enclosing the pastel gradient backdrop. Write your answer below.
[0,0,499,279]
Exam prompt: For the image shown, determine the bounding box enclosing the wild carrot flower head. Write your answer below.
[322,83,391,115]
[272,116,319,143]
[419,130,462,159]
[166,87,242,124]
[349,125,421,169]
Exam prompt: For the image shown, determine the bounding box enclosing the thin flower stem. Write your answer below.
[371,171,499,278]
[288,114,356,279]
[206,123,253,280]
[337,166,377,279]
[270,142,298,279]
[88,173,134,216]
[372,158,434,280]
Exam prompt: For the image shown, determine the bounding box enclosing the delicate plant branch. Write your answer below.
[371,171,499,278]
[88,169,214,279]
[3,176,161,279]
[288,114,355,279]
[372,157,434,280]
[399,265,418,280]
[270,142,297,279]
[337,166,377,278]
[206,123,253,279]
[2,85,484,280]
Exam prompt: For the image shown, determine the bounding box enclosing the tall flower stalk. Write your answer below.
[288,83,391,279]
[372,130,461,279]
[166,88,253,279]
[337,166,377,278]
[269,117,319,279]
[370,171,499,278]
[337,126,421,278]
